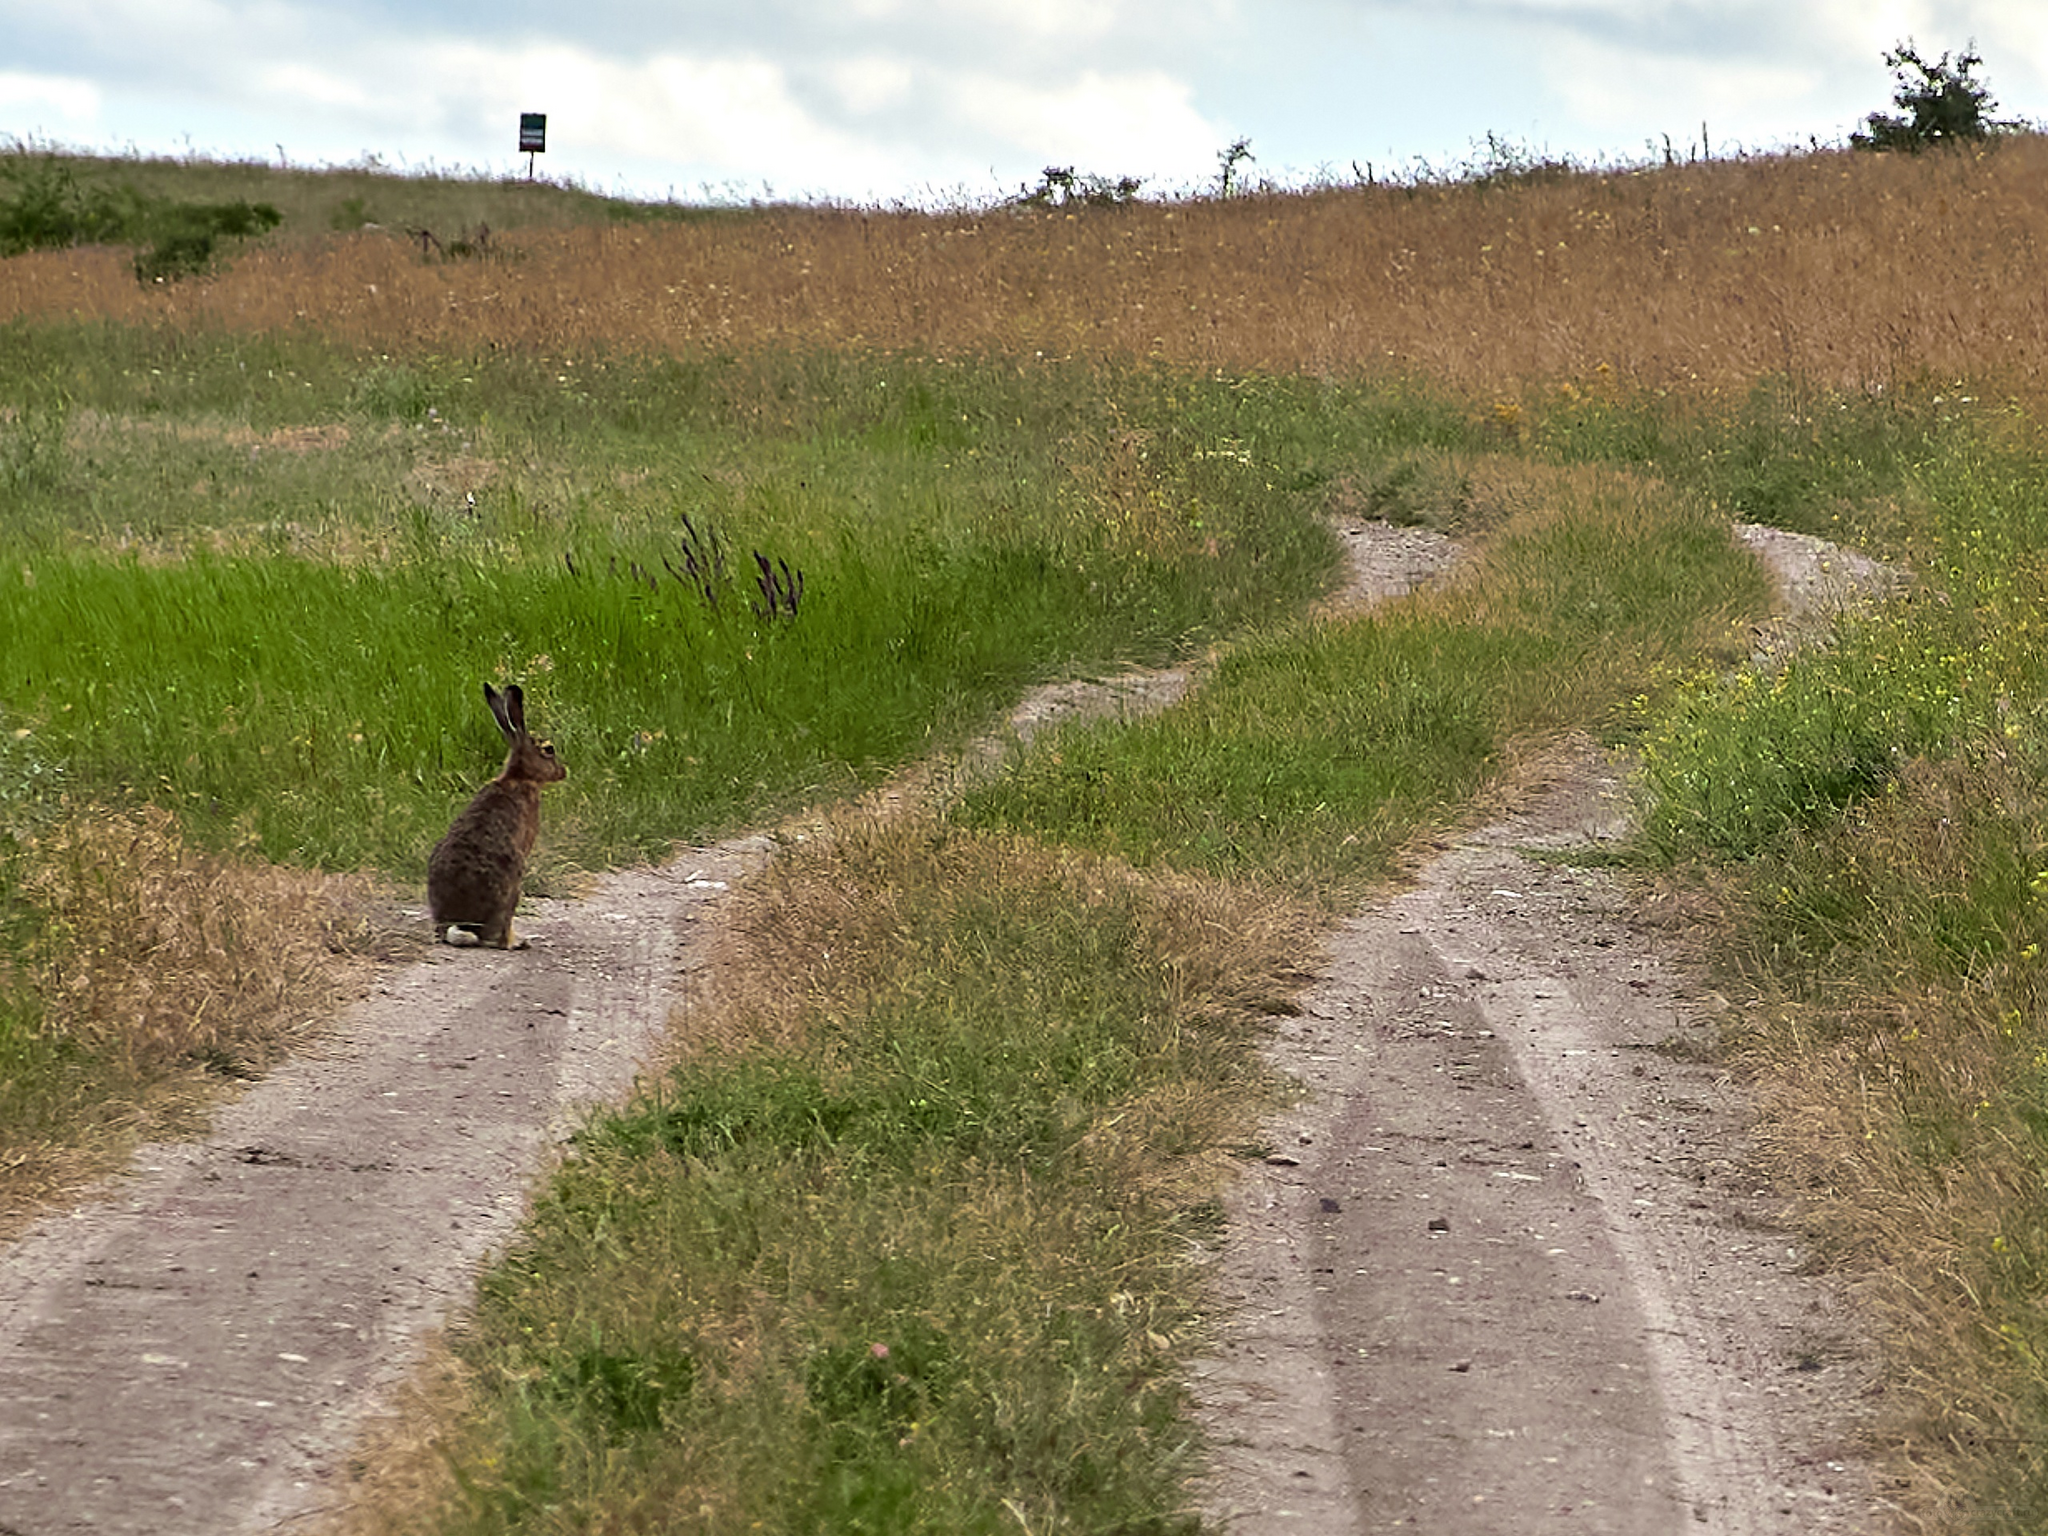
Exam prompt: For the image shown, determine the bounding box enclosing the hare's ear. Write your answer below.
[484,682,521,743]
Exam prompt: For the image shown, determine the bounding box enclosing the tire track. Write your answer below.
[0,846,769,1534]
[1195,524,1898,1534]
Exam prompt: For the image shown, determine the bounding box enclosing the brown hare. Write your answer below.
[428,682,567,949]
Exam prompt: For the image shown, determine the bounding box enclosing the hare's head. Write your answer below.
[486,682,567,786]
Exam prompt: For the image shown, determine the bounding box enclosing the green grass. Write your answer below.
[24,280,2048,1533]
[355,377,2048,1536]
[1528,374,1952,550]
[0,322,1492,1242]
[2,145,711,251]
[962,465,1769,904]
[960,612,1511,899]
[19,150,2048,1536]
[1625,416,2048,1526]
[0,329,1373,874]
[0,840,78,1215]
[1637,426,2048,865]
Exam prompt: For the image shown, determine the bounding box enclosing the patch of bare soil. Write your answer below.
[0,515,1891,1536]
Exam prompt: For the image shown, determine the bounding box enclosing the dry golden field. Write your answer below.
[6,138,2048,402]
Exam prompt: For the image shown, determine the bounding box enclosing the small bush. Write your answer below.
[1013,166,1143,210]
[1216,137,1255,198]
[349,360,434,422]
[407,223,501,262]
[130,197,282,283]
[328,195,373,231]
[0,401,67,498]
[1853,42,2011,152]
[0,157,128,252]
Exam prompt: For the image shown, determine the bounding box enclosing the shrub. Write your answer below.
[0,151,280,282]
[1013,166,1143,210]
[1216,137,1254,198]
[1853,42,2011,152]
[0,156,128,253]
[129,197,282,283]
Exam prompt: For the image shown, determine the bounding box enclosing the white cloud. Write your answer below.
[598,52,874,182]
[1544,37,1825,143]
[831,0,1134,45]
[937,0,1124,44]
[944,67,1226,181]
[231,35,1233,197]
[374,41,888,192]
[0,71,102,129]
[4,0,2032,203]
[256,63,379,114]
[1499,0,2048,155]
[825,56,917,116]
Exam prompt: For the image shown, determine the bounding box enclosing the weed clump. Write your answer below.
[9,803,364,1075]
[1631,424,2048,1525]
[966,462,1769,905]
[1012,166,1144,210]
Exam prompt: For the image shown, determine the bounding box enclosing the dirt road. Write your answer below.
[1196,521,1897,1534]
[0,519,1892,1534]
[0,846,771,1533]
[1194,745,1882,1533]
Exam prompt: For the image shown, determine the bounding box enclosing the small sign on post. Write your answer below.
[518,113,546,179]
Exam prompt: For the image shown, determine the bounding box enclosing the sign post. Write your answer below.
[518,113,546,180]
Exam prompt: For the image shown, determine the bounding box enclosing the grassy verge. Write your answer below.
[17,138,2048,408]
[17,142,2048,1534]
[0,804,372,1232]
[1633,423,2048,1528]
[321,382,2048,1536]
[3,145,722,245]
[0,328,1411,875]
[21,312,2045,1532]
[330,458,1770,1533]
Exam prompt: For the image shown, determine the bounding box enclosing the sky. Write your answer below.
[2,1,2043,206]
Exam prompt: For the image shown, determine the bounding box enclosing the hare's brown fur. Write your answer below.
[427,683,566,949]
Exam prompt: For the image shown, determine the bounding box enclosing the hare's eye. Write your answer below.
[540,741,556,757]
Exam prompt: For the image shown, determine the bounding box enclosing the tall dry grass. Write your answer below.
[0,805,379,1232]
[1724,749,2048,1526]
[15,805,367,1073]
[7,139,2048,402]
